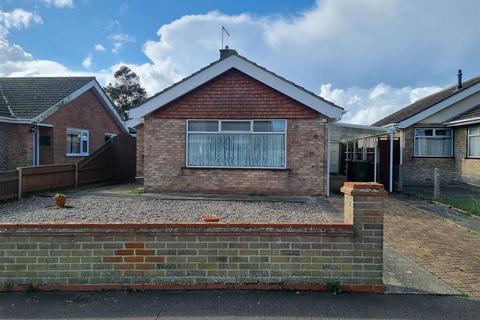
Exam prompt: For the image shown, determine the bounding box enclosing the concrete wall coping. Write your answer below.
[341,182,388,196]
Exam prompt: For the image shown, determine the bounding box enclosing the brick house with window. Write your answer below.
[374,72,480,186]
[0,77,126,170]
[129,48,344,195]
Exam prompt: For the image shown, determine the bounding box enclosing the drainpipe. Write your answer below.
[374,137,378,183]
[389,130,394,192]
[30,124,40,166]
[326,125,330,197]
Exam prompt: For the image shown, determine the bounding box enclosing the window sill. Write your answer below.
[66,154,89,157]
[182,166,291,172]
[412,156,454,159]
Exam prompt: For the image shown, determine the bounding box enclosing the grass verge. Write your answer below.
[436,197,480,217]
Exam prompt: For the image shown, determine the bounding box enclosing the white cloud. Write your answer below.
[0,38,109,84]
[108,33,135,54]
[41,0,74,8]
[0,9,43,38]
[81,54,92,69]
[320,83,444,125]
[117,0,476,97]
[94,44,106,52]
[0,1,476,125]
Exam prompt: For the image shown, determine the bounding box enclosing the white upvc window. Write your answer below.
[468,126,480,158]
[66,128,89,156]
[414,128,453,157]
[186,120,287,169]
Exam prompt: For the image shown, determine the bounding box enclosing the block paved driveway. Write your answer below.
[332,194,480,296]
[385,197,480,296]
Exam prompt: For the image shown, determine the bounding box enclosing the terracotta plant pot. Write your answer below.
[55,196,66,208]
[202,215,220,223]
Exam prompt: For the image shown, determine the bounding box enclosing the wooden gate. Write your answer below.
[77,132,136,185]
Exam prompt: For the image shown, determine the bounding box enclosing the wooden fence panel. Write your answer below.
[0,132,136,200]
[77,141,114,185]
[21,164,75,194]
[0,170,18,201]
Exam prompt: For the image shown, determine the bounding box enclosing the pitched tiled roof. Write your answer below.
[0,77,95,119]
[446,104,480,122]
[374,76,480,126]
[134,53,343,112]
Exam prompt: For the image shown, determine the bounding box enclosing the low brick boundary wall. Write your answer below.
[0,182,386,292]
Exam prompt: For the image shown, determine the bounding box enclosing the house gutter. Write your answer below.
[444,116,480,127]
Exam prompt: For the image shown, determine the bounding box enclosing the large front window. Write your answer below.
[186,120,287,168]
[468,126,480,158]
[414,128,452,157]
[66,128,89,156]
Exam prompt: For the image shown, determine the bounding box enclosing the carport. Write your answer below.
[327,122,395,195]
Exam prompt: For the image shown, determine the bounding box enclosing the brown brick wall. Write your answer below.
[141,68,328,195]
[153,69,318,119]
[0,89,123,170]
[401,126,455,185]
[454,126,480,186]
[0,183,385,291]
[0,123,33,170]
[43,89,124,164]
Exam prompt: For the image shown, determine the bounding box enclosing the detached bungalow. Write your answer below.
[0,77,126,170]
[129,48,346,195]
[374,71,480,186]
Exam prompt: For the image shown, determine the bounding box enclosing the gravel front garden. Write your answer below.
[0,190,339,224]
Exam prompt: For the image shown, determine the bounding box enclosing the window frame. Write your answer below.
[467,125,480,159]
[66,128,90,157]
[185,119,288,169]
[413,127,453,158]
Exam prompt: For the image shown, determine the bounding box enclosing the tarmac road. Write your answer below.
[0,290,478,320]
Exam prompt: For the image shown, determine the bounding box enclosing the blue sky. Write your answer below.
[0,0,478,124]
[2,0,315,71]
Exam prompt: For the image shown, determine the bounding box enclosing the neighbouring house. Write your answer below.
[374,71,480,186]
[129,47,345,195]
[0,77,126,170]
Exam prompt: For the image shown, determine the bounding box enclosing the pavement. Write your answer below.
[384,197,480,296]
[384,245,459,294]
[0,290,479,320]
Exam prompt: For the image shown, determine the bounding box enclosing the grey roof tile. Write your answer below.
[0,77,95,119]
[374,76,480,126]
[446,104,480,122]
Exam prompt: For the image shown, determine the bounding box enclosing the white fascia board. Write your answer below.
[0,116,32,124]
[129,55,344,119]
[444,116,480,127]
[125,118,143,128]
[32,80,127,133]
[398,82,480,129]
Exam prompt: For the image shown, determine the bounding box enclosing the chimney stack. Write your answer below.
[457,69,463,89]
[219,46,238,59]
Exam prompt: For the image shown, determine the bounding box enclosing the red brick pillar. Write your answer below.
[341,182,387,289]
